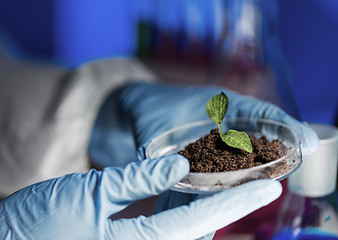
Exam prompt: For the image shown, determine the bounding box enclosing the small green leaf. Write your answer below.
[221,130,253,153]
[206,92,229,125]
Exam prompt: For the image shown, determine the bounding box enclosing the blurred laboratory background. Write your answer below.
[1,0,337,239]
[0,0,337,124]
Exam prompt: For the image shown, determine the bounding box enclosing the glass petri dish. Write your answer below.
[145,118,302,194]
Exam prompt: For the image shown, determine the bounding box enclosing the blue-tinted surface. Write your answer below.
[0,0,135,67]
[272,229,338,240]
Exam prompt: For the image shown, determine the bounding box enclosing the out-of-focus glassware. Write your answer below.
[272,123,338,240]
[135,0,158,59]
[208,0,299,119]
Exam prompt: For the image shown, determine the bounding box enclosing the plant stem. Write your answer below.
[218,123,223,136]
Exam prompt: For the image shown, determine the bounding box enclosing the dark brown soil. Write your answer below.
[178,129,287,173]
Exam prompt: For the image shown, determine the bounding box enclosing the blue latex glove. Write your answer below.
[0,155,282,240]
[117,82,319,157]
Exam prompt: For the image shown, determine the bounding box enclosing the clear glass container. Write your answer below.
[272,192,338,240]
[146,118,302,194]
[208,0,299,119]
[272,123,338,240]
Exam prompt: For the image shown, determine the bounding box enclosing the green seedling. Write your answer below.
[206,92,253,153]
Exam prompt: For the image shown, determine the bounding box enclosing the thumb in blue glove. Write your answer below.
[0,155,282,240]
[0,155,188,239]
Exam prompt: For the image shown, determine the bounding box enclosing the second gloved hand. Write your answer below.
[116,82,319,157]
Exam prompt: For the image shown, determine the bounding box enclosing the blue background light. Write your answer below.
[53,0,135,66]
[0,0,136,67]
[278,0,338,124]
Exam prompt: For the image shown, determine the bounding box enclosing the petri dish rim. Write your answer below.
[146,118,302,193]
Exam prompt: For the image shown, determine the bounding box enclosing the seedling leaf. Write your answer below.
[206,92,253,152]
[221,130,253,153]
[206,92,229,125]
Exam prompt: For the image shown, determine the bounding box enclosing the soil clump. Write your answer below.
[178,129,287,173]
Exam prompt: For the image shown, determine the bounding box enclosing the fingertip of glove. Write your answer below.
[151,154,190,189]
[238,179,283,202]
[257,179,283,199]
[283,116,320,156]
[162,154,190,177]
[300,122,320,155]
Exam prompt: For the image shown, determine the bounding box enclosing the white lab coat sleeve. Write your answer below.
[0,57,158,197]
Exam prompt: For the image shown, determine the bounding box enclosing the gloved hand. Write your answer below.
[113,82,319,239]
[116,82,319,157]
[0,155,282,240]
